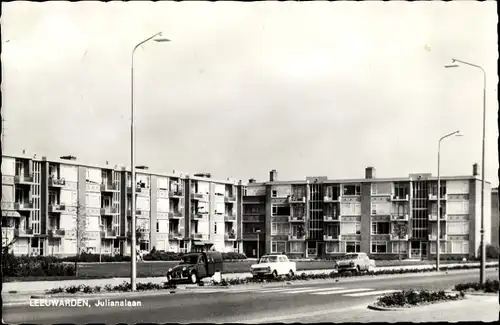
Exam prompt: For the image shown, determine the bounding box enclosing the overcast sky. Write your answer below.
[2,1,498,184]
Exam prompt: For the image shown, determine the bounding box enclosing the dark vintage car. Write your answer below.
[167,251,223,284]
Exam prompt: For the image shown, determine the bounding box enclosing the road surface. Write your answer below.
[3,269,497,324]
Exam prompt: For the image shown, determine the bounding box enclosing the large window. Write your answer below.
[447,221,469,235]
[326,242,340,253]
[394,183,409,198]
[451,241,469,254]
[371,241,388,253]
[290,242,305,253]
[271,222,290,235]
[346,242,360,253]
[391,242,408,254]
[371,222,390,235]
[272,204,291,216]
[271,190,277,198]
[271,241,287,253]
[430,242,447,254]
[340,222,360,235]
[343,184,361,196]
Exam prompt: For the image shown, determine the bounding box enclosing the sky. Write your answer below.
[2,1,498,185]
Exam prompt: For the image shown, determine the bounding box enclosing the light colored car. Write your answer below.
[335,253,376,273]
[250,254,297,278]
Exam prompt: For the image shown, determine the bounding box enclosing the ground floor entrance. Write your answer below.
[410,241,428,259]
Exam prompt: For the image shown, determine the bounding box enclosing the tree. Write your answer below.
[74,201,89,276]
[392,223,408,261]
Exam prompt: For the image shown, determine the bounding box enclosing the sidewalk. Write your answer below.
[3,262,497,295]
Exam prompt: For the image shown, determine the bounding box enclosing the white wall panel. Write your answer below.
[198,182,210,194]
[60,190,73,205]
[60,165,78,182]
[214,184,225,195]
[157,177,169,190]
[158,220,168,233]
[157,198,169,212]
[87,216,100,231]
[1,157,15,176]
[87,168,101,184]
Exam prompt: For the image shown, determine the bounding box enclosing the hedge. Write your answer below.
[2,253,76,278]
[454,279,499,293]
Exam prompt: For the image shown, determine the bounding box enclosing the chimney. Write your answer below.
[136,165,149,170]
[472,163,479,176]
[60,155,77,161]
[269,169,278,182]
[365,166,376,179]
[249,178,256,184]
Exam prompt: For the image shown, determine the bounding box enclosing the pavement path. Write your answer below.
[2,261,497,294]
[3,268,498,324]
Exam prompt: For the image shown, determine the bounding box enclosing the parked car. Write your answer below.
[335,253,375,273]
[167,251,223,284]
[250,254,297,279]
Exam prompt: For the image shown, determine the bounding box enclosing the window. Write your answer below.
[371,241,388,253]
[394,183,409,198]
[340,222,359,235]
[371,203,377,215]
[346,242,360,253]
[371,222,390,235]
[430,242,447,254]
[139,241,149,251]
[271,223,290,235]
[447,222,469,235]
[271,190,277,198]
[343,184,361,196]
[271,241,286,253]
[391,242,408,254]
[272,204,290,216]
[451,241,469,254]
[326,242,340,253]
[289,242,304,253]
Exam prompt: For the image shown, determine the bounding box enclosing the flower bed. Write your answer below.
[374,289,464,308]
[454,279,499,293]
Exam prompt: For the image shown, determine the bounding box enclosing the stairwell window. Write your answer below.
[343,184,361,196]
[271,190,277,198]
[371,222,390,235]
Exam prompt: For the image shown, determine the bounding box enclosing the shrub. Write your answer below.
[1,253,76,278]
[486,245,499,259]
[377,289,462,307]
[455,279,499,293]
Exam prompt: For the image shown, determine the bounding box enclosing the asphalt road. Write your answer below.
[3,269,497,324]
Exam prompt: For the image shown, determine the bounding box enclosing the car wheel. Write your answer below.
[356,266,361,274]
[288,270,294,278]
[272,270,278,279]
[190,272,198,284]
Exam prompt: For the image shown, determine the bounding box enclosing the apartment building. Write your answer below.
[242,166,492,259]
[1,153,243,256]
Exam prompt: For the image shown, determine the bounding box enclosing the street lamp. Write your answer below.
[130,32,170,291]
[436,130,463,271]
[445,58,487,284]
[255,230,261,260]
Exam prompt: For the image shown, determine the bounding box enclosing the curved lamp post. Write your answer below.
[130,32,170,291]
[445,59,487,283]
[436,130,463,271]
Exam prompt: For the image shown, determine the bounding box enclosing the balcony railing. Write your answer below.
[288,234,306,241]
[168,232,183,240]
[14,202,34,210]
[390,214,409,222]
[191,193,207,201]
[428,193,448,201]
[190,233,208,240]
[224,214,236,222]
[101,182,120,192]
[127,209,143,216]
[289,215,305,222]
[14,175,34,185]
[428,234,447,241]
[391,194,409,201]
[225,194,237,203]
[100,207,119,215]
[49,204,66,213]
[48,228,66,238]
[168,211,184,219]
[49,177,66,187]
[428,214,448,221]
[15,228,34,236]
[390,233,409,241]
[323,234,341,241]
[323,195,341,203]
[100,230,117,238]
[289,196,306,204]
[169,189,184,198]
[192,212,207,220]
[225,233,237,241]
[323,215,340,222]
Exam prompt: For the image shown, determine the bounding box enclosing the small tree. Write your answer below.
[392,223,408,261]
[75,201,89,276]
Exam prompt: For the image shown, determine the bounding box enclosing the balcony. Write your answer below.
[390,214,409,222]
[225,194,237,203]
[192,212,207,220]
[224,214,236,222]
[168,232,183,240]
[289,215,305,223]
[225,233,237,241]
[289,196,306,204]
[14,202,34,211]
[428,193,448,201]
[191,193,207,201]
[100,229,117,239]
[288,234,306,241]
[48,228,66,238]
[324,195,341,203]
[48,204,66,213]
[100,207,119,215]
[428,234,447,241]
[15,228,34,237]
[323,215,340,222]
[14,175,34,185]
[391,194,409,201]
[128,185,149,194]
[428,214,448,222]
[168,211,184,219]
[127,209,143,216]
[390,233,409,241]
[126,230,148,239]
[190,233,208,240]
[49,177,66,188]
[169,189,184,198]
[101,182,120,192]
[323,234,341,241]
